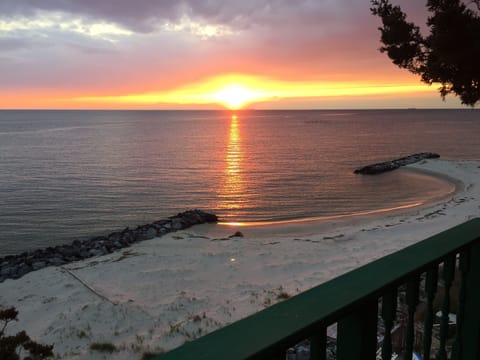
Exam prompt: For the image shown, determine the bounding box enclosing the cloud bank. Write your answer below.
[0,0,451,108]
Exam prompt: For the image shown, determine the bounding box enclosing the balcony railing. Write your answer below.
[157,219,480,360]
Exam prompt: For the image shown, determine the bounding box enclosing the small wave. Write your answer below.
[218,201,424,227]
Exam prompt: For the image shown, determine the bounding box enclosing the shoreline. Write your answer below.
[218,169,457,228]
[0,162,456,259]
[0,163,456,263]
[1,159,479,359]
[218,160,459,228]
[214,163,459,237]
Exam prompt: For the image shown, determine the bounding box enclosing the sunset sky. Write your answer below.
[0,0,465,109]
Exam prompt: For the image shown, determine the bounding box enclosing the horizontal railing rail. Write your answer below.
[157,219,480,360]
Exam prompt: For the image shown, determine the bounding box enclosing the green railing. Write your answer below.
[157,219,480,360]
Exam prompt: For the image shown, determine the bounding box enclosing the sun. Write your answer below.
[212,84,261,109]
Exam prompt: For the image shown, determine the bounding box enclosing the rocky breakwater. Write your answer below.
[0,210,217,283]
[354,152,440,175]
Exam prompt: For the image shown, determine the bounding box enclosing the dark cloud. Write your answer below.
[0,0,370,33]
[0,0,178,32]
[0,0,435,95]
[0,36,33,50]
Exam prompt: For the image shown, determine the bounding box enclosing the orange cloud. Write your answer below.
[66,73,440,109]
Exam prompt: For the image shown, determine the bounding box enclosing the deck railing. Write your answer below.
[157,219,480,360]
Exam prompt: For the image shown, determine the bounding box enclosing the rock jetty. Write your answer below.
[0,209,217,283]
[354,152,440,175]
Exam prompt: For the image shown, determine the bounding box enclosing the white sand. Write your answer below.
[1,159,479,359]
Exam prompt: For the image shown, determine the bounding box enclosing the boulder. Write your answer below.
[145,227,157,239]
[171,218,184,230]
[31,261,47,270]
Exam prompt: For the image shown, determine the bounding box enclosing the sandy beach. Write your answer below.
[1,158,479,359]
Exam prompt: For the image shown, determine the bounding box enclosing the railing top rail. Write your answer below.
[157,218,480,360]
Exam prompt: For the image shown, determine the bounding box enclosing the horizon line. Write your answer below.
[0,107,473,111]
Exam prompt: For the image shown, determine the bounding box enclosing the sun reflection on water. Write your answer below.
[217,114,245,217]
[226,115,241,179]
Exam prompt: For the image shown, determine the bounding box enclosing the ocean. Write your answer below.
[1,109,479,255]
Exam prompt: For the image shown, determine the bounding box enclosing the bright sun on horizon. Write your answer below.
[211,84,263,109]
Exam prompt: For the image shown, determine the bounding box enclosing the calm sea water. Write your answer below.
[1,109,479,255]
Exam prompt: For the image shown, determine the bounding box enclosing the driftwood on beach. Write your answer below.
[0,209,218,283]
[354,152,440,175]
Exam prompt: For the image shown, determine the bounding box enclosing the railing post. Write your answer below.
[460,241,480,360]
[405,277,420,359]
[337,300,378,360]
[452,251,468,360]
[423,265,438,360]
[437,256,455,360]
[381,289,398,360]
[309,327,327,360]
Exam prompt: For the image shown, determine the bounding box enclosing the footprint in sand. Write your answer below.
[294,238,321,243]
[185,233,210,240]
[322,234,345,241]
[262,241,280,246]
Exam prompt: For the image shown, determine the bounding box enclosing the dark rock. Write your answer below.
[108,232,122,242]
[229,231,244,238]
[95,236,108,244]
[79,250,90,258]
[157,227,168,235]
[15,263,32,278]
[58,246,77,258]
[0,209,218,282]
[145,227,157,239]
[135,232,150,241]
[151,224,162,231]
[48,257,66,266]
[153,220,168,226]
[89,249,104,257]
[32,249,44,258]
[0,266,14,276]
[171,218,184,230]
[354,152,440,175]
[121,232,134,243]
[118,238,130,247]
[31,261,47,271]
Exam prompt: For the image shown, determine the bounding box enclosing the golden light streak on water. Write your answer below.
[217,114,245,213]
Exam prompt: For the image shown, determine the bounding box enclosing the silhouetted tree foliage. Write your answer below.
[371,0,480,106]
[0,306,53,360]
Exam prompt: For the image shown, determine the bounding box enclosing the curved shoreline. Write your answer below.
[218,161,459,229]
[0,159,460,282]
